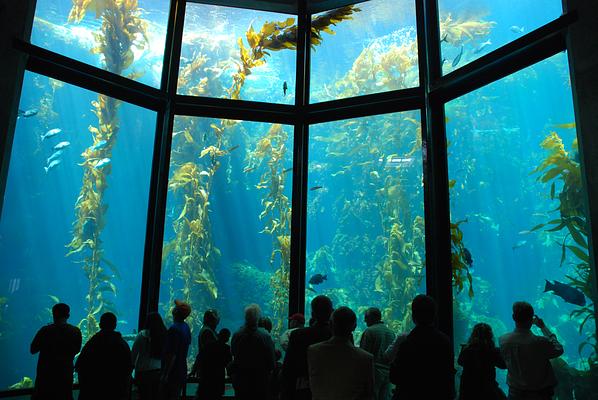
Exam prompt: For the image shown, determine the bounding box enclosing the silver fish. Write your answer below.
[473,40,492,55]
[44,159,61,174]
[42,128,62,141]
[94,158,111,170]
[18,108,39,118]
[53,141,70,150]
[46,150,63,165]
[510,25,525,34]
[452,46,464,68]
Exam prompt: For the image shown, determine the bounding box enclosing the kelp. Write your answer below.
[67,0,148,339]
[532,131,597,368]
[451,218,474,298]
[439,13,496,46]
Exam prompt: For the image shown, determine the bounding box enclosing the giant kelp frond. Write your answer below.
[439,13,495,46]
[451,219,474,298]
[311,5,361,47]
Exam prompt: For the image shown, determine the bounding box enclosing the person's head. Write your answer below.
[172,300,191,322]
[258,316,273,333]
[218,328,231,343]
[244,304,261,328]
[467,323,495,348]
[411,294,436,326]
[52,303,70,323]
[364,307,382,327]
[144,312,167,358]
[289,313,305,329]
[331,306,357,338]
[311,295,333,323]
[203,309,220,329]
[512,301,534,330]
[99,312,117,331]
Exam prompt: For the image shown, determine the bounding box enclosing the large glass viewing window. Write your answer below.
[0,72,156,388]
[2,0,595,395]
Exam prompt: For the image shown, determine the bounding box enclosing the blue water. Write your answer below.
[1,0,594,394]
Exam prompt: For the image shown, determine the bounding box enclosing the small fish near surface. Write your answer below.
[46,149,63,165]
[42,128,62,141]
[544,279,586,306]
[310,186,323,191]
[18,108,38,118]
[452,46,464,68]
[44,159,61,174]
[53,141,70,150]
[309,273,327,285]
[93,158,111,170]
[510,25,525,34]
[473,40,492,55]
[283,81,288,96]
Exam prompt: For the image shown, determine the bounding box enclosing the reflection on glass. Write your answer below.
[178,4,297,104]
[310,0,419,103]
[31,0,168,87]
[438,0,562,73]
[160,117,293,360]
[307,112,425,334]
[0,72,155,388]
[447,53,595,392]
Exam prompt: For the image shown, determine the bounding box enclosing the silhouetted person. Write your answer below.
[259,316,274,333]
[161,300,192,400]
[360,307,395,400]
[132,312,167,400]
[457,323,506,400]
[280,313,305,352]
[499,302,563,400]
[389,295,454,400]
[308,306,375,400]
[76,312,132,400]
[217,328,233,378]
[282,295,334,400]
[30,303,82,400]
[230,304,276,399]
[193,309,222,400]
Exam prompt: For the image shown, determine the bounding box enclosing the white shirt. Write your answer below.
[499,327,563,391]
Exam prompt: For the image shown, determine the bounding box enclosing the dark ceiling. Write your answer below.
[188,0,368,14]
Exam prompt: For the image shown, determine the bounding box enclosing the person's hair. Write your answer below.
[365,307,382,323]
[218,328,231,342]
[203,309,219,326]
[411,294,436,326]
[244,304,261,327]
[258,316,273,333]
[144,312,167,358]
[466,323,495,349]
[52,303,70,320]
[99,312,117,331]
[513,301,534,325]
[311,295,333,322]
[331,306,357,337]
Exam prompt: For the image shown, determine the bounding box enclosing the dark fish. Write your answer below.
[440,33,448,43]
[310,186,323,191]
[228,145,239,152]
[283,81,288,96]
[307,287,317,293]
[463,248,473,266]
[452,46,464,68]
[283,167,293,174]
[544,280,586,306]
[308,273,327,285]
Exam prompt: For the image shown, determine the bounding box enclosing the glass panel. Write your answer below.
[310,0,419,103]
[178,4,297,104]
[438,0,562,73]
[448,53,595,393]
[160,118,293,361]
[306,111,426,335]
[31,0,169,88]
[0,71,156,388]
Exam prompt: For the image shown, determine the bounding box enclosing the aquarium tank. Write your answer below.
[1,0,596,397]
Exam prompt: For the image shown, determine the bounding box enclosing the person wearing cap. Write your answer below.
[161,300,192,400]
[280,313,306,352]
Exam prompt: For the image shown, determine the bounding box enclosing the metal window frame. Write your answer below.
[4,0,581,356]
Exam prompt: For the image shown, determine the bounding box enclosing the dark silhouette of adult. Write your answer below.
[76,312,133,400]
[360,307,396,400]
[132,312,167,400]
[193,309,223,400]
[30,303,82,400]
[230,304,276,399]
[499,302,563,400]
[457,323,506,400]
[282,295,334,400]
[161,300,192,400]
[308,306,375,400]
[389,294,454,400]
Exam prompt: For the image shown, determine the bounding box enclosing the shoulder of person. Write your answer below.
[354,346,374,360]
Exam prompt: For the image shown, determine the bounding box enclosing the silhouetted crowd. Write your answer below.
[30,296,563,400]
